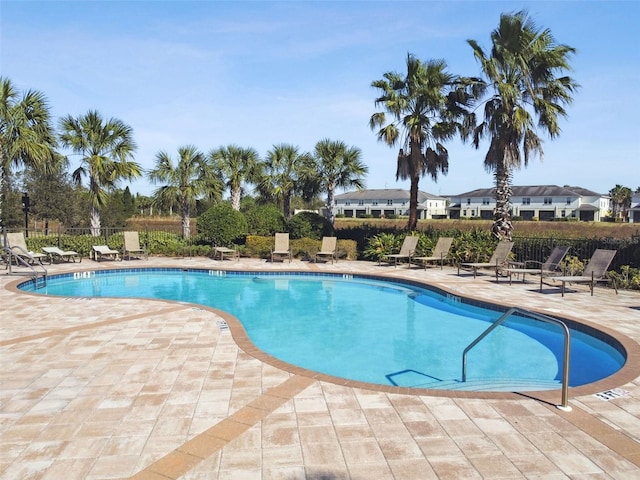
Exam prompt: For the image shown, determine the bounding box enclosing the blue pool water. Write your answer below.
[21,269,625,391]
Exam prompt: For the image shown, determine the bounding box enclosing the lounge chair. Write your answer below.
[122,231,148,260]
[42,246,82,263]
[92,245,120,261]
[458,241,514,279]
[503,245,569,288]
[413,237,453,270]
[542,249,617,297]
[271,233,292,263]
[5,232,48,264]
[212,246,239,261]
[380,235,419,268]
[315,236,337,263]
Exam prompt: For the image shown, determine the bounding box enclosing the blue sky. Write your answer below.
[2,0,639,198]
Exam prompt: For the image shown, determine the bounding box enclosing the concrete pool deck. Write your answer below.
[1,256,639,479]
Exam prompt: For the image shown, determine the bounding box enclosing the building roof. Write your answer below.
[454,185,605,198]
[335,189,444,202]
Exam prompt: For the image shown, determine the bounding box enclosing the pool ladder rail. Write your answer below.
[462,307,572,412]
[2,245,48,289]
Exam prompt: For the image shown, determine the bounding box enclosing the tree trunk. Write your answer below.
[181,200,190,239]
[492,162,513,241]
[326,183,336,225]
[90,205,101,237]
[407,174,419,231]
[284,192,292,220]
[230,186,241,211]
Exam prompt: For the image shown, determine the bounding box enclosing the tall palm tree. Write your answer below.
[149,145,221,239]
[313,138,367,225]
[370,54,476,231]
[257,144,315,220]
[468,10,578,241]
[209,145,261,211]
[59,110,141,236]
[0,77,57,226]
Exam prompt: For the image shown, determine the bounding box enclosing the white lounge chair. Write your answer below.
[42,246,82,263]
[92,245,120,261]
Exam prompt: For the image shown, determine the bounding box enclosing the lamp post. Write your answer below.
[21,192,30,237]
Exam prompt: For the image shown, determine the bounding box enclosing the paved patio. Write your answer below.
[1,256,639,479]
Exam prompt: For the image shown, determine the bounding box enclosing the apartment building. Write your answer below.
[334,189,447,219]
[448,185,610,221]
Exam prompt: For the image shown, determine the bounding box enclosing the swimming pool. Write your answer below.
[19,268,625,392]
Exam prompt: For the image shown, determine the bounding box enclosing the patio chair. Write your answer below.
[503,245,570,289]
[380,235,419,268]
[271,233,292,263]
[457,241,514,279]
[542,249,617,297]
[5,232,48,264]
[212,245,239,261]
[92,245,120,262]
[122,231,148,260]
[42,246,82,263]
[315,236,337,263]
[413,237,453,270]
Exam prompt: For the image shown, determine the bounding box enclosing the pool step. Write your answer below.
[410,377,562,392]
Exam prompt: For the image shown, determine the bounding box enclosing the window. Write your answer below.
[482,198,490,205]
[566,197,572,205]
[466,198,471,205]
[463,210,467,216]
[345,201,350,206]
[387,200,393,205]
[522,198,530,205]
[358,200,364,206]
[544,197,552,205]
[372,201,378,206]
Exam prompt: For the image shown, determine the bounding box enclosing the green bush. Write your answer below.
[242,204,286,236]
[245,235,274,258]
[609,266,640,290]
[287,211,334,240]
[197,203,248,247]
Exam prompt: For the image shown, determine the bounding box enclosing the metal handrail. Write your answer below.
[2,246,48,287]
[462,307,572,411]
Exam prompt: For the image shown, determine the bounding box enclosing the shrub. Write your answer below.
[242,204,286,236]
[197,203,248,247]
[287,211,334,240]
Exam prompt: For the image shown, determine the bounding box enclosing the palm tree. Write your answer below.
[59,110,141,236]
[209,145,261,211]
[257,144,315,220]
[609,184,632,221]
[468,10,578,241]
[313,138,367,225]
[149,145,221,239]
[0,77,57,227]
[370,54,476,231]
